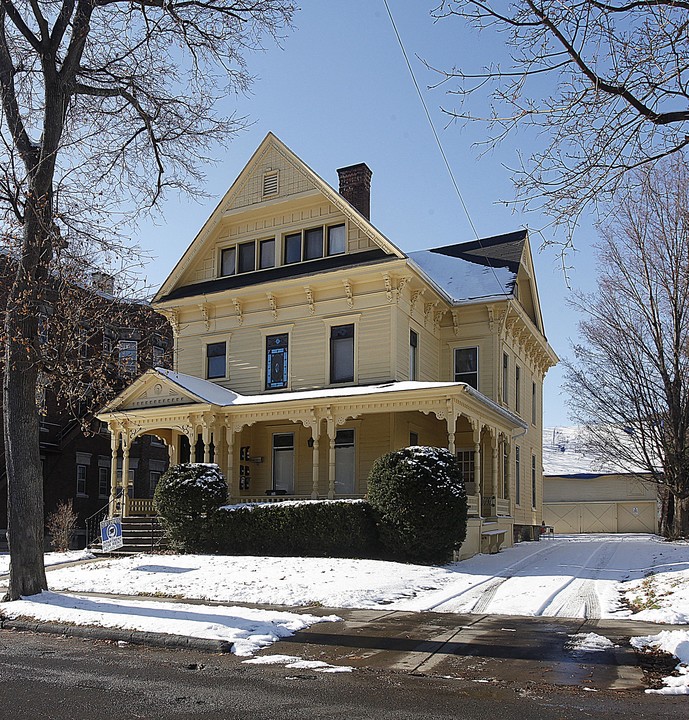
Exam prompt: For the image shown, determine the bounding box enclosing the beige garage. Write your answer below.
[543,499,657,534]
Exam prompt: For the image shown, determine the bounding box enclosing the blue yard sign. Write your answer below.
[100,517,124,552]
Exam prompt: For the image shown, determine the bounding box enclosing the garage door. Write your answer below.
[617,502,657,533]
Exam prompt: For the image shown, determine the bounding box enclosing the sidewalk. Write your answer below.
[2,584,677,691]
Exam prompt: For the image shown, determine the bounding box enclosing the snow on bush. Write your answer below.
[367,446,468,564]
[154,463,228,551]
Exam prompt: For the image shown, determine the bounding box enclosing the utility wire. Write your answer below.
[382,0,508,293]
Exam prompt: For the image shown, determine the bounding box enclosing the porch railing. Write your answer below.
[466,494,480,516]
[85,490,121,547]
[127,497,156,516]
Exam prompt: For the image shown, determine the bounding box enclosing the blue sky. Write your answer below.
[135,1,600,428]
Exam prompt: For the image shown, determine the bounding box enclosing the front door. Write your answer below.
[334,429,355,494]
[272,433,294,493]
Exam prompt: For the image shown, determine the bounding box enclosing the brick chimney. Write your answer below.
[337,163,372,220]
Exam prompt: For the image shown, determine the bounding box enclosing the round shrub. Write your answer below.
[367,446,468,564]
[154,463,228,551]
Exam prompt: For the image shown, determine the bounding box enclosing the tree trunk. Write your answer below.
[671,494,689,539]
[2,201,51,601]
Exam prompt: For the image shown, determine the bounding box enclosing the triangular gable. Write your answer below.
[99,369,211,414]
[154,133,404,302]
[517,234,545,334]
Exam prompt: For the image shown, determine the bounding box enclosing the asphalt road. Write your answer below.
[0,630,685,720]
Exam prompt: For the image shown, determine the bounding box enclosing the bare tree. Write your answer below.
[564,156,689,538]
[0,1,294,601]
[434,1,689,242]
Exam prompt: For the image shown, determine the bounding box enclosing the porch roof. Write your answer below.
[100,368,526,431]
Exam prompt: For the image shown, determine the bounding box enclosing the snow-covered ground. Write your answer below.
[0,549,94,576]
[1,534,688,691]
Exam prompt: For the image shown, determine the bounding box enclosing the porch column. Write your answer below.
[327,418,336,499]
[473,425,482,516]
[202,420,212,463]
[446,413,456,455]
[311,419,321,499]
[121,434,131,517]
[505,440,512,512]
[109,429,120,518]
[168,438,176,468]
[225,424,237,497]
[491,434,498,499]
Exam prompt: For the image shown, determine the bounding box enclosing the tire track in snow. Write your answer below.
[426,540,566,612]
[537,539,621,618]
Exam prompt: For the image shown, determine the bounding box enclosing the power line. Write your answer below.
[382,0,509,294]
[382,0,480,241]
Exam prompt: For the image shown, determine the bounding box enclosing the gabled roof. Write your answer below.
[153,133,404,304]
[407,230,525,304]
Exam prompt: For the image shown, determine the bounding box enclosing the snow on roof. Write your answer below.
[156,368,240,405]
[407,231,524,304]
[542,426,649,476]
[154,369,524,427]
[158,368,460,406]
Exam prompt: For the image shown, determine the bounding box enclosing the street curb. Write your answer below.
[0,618,233,654]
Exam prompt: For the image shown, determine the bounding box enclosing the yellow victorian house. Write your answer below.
[99,133,558,557]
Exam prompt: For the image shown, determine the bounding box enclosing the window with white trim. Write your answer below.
[330,324,354,384]
[502,352,509,404]
[76,464,88,496]
[454,347,478,389]
[409,329,418,381]
[98,466,109,498]
[206,341,226,379]
[266,334,289,390]
[456,449,476,487]
[118,339,137,374]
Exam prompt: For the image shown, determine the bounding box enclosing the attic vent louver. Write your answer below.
[263,171,279,197]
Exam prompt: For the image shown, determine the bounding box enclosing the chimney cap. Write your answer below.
[337,162,373,177]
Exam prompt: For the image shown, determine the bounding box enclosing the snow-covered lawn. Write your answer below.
[1,534,688,689]
[0,549,94,576]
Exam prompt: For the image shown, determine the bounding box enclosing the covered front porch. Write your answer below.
[99,370,525,556]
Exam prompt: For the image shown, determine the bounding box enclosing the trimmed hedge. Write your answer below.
[367,446,468,564]
[207,500,380,558]
[154,463,228,551]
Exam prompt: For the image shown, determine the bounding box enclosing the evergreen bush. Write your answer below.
[153,463,228,551]
[208,499,380,558]
[367,446,468,564]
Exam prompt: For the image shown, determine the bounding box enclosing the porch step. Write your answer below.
[90,516,168,555]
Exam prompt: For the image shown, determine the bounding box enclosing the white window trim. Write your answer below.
[322,314,360,386]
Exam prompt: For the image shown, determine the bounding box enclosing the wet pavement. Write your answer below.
[271,606,678,691]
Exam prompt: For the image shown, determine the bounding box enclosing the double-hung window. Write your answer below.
[515,365,521,413]
[454,347,478,389]
[502,353,509,404]
[409,329,418,381]
[220,247,236,276]
[515,446,521,505]
[330,324,354,384]
[532,455,537,509]
[206,341,226,379]
[456,450,476,489]
[266,334,289,390]
[76,464,88,496]
[118,340,137,374]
